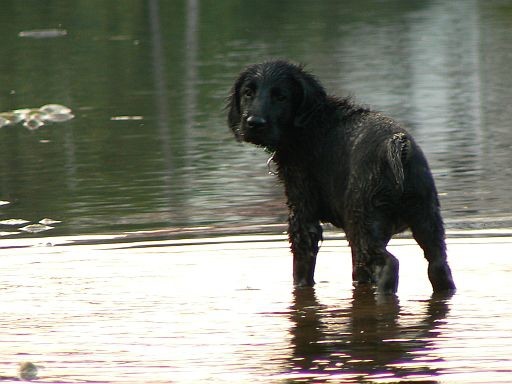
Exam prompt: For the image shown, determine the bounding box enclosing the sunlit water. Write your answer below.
[1,233,511,383]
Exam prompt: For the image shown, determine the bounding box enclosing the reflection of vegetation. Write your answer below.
[0,1,510,235]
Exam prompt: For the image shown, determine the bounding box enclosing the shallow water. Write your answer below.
[1,233,511,383]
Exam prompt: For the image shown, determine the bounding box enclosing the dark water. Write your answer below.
[0,0,511,238]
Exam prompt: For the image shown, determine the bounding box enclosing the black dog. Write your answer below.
[227,60,455,294]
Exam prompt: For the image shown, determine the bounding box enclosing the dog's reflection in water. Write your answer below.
[287,287,452,381]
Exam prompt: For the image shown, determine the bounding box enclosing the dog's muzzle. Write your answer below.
[246,115,267,129]
[241,114,278,149]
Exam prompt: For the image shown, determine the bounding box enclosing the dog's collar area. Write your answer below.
[267,152,278,176]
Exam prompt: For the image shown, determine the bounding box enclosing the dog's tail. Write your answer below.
[387,132,410,192]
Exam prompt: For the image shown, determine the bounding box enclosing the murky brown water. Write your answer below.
[1,233,511,383]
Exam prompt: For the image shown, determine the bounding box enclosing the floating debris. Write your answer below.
[18,28,67,38]
[0,231,20,236]
[0,200,10,206]
[111,115,143,121]
[0,219,30,226]
[23,115,45,130]
[13,108,32,117]
[20,224,54,233]
[108,35,133,41]
[0,104,73,131]
[43,113,74,122]
[0,112,24,124]
[0,115,11,127]
[39,218,62,225]
[18,361,38,381]
[40,104,72,115]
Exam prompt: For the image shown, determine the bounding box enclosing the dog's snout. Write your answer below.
[246,115,267,128]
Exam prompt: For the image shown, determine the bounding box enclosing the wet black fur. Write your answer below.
[227,60,455,294]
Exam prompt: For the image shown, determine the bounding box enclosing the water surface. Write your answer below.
[0,1,511,383]
[1,235,511,382]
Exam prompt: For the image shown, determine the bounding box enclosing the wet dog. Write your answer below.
[227,60,455,293]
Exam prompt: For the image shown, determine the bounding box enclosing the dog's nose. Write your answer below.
[246,115,267,128]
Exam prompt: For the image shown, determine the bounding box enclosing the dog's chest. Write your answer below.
[281,169,346,228]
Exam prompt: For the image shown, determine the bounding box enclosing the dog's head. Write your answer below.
[227,60,326,150]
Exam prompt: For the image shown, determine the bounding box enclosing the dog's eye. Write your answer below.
[272,89,287,102]
[242,88,254,98]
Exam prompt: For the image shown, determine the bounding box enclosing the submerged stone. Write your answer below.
[18,361,38,381]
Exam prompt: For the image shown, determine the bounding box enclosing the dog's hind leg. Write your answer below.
[409,208,456,292]
[348,217,399,294]
[350,241,400,294]
[372,248,400,294]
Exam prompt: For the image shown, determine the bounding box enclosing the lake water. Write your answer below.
[0,0,511,382]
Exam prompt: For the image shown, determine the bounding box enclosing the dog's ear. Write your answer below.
[226,72,246,142]
[293,68,327,128]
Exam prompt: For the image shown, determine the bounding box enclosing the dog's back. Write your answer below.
[329,107,441,233]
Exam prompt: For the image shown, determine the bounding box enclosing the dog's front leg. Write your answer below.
[288,212,322,287]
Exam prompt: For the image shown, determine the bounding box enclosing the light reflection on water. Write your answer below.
[1,235,511,383]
